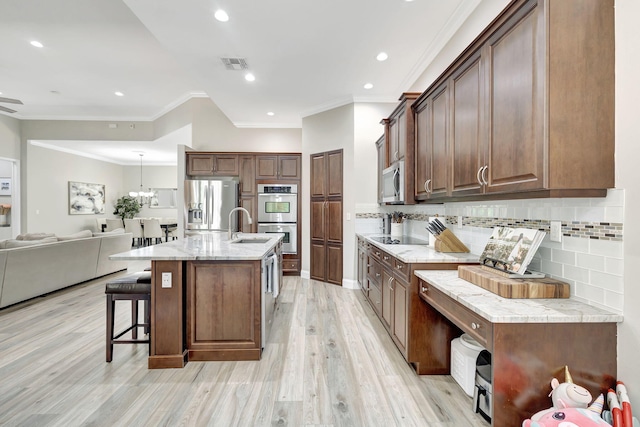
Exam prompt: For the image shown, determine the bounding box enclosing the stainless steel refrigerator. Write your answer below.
[184,177,239,232]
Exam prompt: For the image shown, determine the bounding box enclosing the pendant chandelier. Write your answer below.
[129,153,154,203]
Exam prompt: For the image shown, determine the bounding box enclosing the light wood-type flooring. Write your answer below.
[0,263,489,426]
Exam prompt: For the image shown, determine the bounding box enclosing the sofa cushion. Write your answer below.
[93,228,125,237]
[57,230,93,241]
[5,237,58,248]
[16,232,56,241]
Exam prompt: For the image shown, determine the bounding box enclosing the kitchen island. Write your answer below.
[110,232,283,369]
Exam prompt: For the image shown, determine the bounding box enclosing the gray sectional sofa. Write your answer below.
[0,231,133,308]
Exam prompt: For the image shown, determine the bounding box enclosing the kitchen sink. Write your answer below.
[231,238,271,244]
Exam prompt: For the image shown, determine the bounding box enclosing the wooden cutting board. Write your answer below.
[458,265,570,299]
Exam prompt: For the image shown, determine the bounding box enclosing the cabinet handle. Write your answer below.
[481,165,488,186]
[376,273,381,277]
[471,322,480,330]
[394,150,399,160]
[375,251,380,256]
[421,286,428,293]
[383,255,389,261]
[396,264,403,270]
[476,166,484,186]
[367,264,371,268]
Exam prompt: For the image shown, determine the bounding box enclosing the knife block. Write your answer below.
[434,229,470,253]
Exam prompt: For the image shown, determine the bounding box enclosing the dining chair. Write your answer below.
[163,218,178,241]
[124,218,145,247]
[105,218,124,232]
[96,218,107,233]
[143,218,163,245]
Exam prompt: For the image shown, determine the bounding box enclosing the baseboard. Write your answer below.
[300,270,310,279]
[342,278,358,290]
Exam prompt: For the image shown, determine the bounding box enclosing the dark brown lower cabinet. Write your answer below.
[357,241,465,373]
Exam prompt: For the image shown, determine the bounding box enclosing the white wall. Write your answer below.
[615,0,639,393]
[0,114,21,160]
[123,164,178,219]
[26,144,124,234]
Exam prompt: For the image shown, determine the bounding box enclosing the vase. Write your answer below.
[390,222,403,237]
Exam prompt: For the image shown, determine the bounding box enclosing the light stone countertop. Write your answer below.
[415,270,623,324]
[357,233,480,264]
[109,232,283,261]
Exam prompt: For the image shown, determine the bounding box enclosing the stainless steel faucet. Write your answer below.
[228,207,253,240]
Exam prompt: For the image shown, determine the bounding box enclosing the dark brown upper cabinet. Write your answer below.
[256,155,301,180]
[186,153,239,176]
[411,0,614,203]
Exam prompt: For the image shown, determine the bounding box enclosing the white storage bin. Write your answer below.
[451,334,484,397]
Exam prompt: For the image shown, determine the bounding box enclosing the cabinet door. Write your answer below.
[327,150,343,197]
[187,154,215,176]
[310,153,326,198]
[396,110,407,161]
[310,241,326,281]
[240,196,255,233]
[239,155,255,195]
[326,200,342,244]
[256,155,278,179]
[376,136,385,203]
[414,100,430,199]
[310,200,325,241]
[484,4,544,193]
[392,277,409,354]
[187,261,259,348]
[381,269,394,330]
[388,118,399,164]
[429,83,450,199]
[213,154,239,176]
[326,244,342,285]
[278,155,301,179]
[450,51,485,197]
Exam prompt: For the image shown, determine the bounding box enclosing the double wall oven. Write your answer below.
[257,184,297,254]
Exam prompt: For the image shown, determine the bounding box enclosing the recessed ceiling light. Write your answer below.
[50,90,60,95]
[244,73,255,82]
[30,40,43,48]
[364,83,373,90]
[376,52,388,61]
[114,91,124,97]
[267,112,274,116]
[214,9,229,22]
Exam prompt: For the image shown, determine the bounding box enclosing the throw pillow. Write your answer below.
[57,230,93,241]
[16,232,56,241]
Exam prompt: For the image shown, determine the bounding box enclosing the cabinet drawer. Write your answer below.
[367,257,382,286]
[419,279,493,350]
[368,280,382,315]
[380,251,394,269]
[392,258,410,282]
[369,246,383,262]
[282,259,299,272]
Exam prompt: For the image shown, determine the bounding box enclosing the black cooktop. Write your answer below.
[370,236,429,245]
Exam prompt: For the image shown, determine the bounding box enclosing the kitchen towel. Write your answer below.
[270,253,280,299]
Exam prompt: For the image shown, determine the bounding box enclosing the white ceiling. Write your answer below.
[1,0,482,161]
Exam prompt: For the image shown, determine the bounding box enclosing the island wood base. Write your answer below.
[149,259,262,368]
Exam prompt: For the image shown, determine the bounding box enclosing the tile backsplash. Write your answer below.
[355,189,625,313]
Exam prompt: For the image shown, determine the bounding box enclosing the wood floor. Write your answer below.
[0,263,489,427]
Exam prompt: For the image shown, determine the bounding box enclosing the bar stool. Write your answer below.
[105,271,151,362]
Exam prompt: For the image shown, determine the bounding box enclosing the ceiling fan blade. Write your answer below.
[0,97,23,105]
[0,105,17,114]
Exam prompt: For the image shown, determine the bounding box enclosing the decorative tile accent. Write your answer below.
[356,213,624,241]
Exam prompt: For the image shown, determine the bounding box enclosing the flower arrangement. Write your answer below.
[113,196,141,219]
[391,211,405,224]
[0,204,11,215]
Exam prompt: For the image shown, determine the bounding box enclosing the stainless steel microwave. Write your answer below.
[382,160,405,204]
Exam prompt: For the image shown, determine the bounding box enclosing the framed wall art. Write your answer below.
[69,181,105,215]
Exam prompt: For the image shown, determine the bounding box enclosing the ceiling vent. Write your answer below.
[221,57,249,71]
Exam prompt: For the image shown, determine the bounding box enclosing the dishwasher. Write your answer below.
[261,248,279,350]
